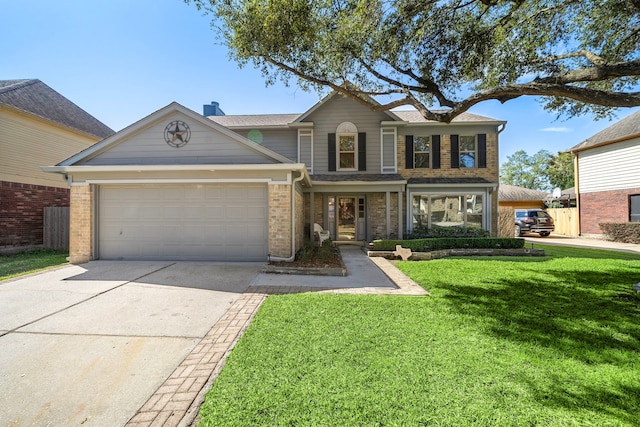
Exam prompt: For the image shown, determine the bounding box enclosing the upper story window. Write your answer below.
[459,135,476,168]
[381,127,397,173]
[414,136,431,168]
[339,134,356,169]
[405,134,440,169]
[451,134,487,169]
[336,121,358,171]
[298,129,313,174]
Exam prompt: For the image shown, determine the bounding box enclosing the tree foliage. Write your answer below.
[186,0,640,122]
[500,149,574,191]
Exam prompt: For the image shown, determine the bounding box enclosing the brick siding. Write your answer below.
[268,184,292,258]
[69,185,93,264]
[0,180,70,248]
[579,188,640,235]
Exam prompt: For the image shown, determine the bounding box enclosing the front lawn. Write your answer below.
[0,249,69,281]
[198,246,640,426]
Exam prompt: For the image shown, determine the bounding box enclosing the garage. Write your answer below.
[98,183,268,261]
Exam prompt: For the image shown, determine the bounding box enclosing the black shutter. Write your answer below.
[405,135,414,169]
[450,134,459,168]
[358,132,366,171]
[328,133,336,171]
[477,134,487,168]
[432,135,441,169]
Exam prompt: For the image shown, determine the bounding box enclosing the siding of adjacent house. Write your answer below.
[304,94,390,174]
[77,113,280,166]
[577,137,640,193]
[0,106,98,188]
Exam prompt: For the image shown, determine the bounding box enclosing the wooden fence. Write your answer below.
[547,207,579,237]
[44,207,69,250]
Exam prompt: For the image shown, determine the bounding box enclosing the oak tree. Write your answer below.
[187,0,640,122]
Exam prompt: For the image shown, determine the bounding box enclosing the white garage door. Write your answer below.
[98,184,268,261]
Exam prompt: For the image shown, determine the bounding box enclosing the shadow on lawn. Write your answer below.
[437,262,640,424]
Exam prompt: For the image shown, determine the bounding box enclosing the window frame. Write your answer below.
[337,132,357,171]
[459,135,477,168]
[413,135,432,169]
[380,127,397,173]
[630,194,640,222]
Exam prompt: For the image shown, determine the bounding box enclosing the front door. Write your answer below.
[337,196,356,240]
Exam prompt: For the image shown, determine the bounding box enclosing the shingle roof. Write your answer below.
[498,184,550,201]
[0,79,114,139]
[209,113,301,128]
[310,173,405,182]
[408,177,494,185]
[208,109,502,128]
[393,110,501,123]
[568,109,640,152]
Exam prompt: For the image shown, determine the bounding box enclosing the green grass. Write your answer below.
[198,246,640,426]
[0,249,69,281]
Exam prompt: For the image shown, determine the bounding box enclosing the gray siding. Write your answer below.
[306,94,390,174]
[233,128,297,161]
[79,113,279,166]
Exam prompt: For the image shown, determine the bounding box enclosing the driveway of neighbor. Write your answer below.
[0,261,263,427]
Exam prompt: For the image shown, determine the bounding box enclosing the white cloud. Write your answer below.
[539,127,572,133]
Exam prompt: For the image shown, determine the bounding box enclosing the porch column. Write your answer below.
[386,191,391,238]
[397,191,403,239]
[309,190,315,240]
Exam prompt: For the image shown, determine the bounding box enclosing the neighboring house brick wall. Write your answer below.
[268,183,292,258]
[69,185,93,264]
[0,181,70,248]
[579,188,640,235]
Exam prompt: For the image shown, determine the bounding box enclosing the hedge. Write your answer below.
[599,222,640,244]
[372,237,525,252]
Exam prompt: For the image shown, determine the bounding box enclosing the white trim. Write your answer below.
[84,178,284,185]
[43,163,309,173]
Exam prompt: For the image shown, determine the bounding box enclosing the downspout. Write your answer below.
[269,171,306,262]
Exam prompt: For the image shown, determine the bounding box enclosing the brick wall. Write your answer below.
[579,188,640,235]
[69,185,93,264]
[268,184,292,258]
[0,180,70,248]
[369,193,399,239]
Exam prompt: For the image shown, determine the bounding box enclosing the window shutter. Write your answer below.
[432,135,441,169]
[405,135,414,169]
[358,132,366,171]
[328,133,336,171]
[477,134,487,168]
[450,134,459,168]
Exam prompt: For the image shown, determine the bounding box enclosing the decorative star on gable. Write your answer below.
[164,120,191,148]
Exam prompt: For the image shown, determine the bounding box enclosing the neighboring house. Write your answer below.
[568,109,640,236]
[0,79,113,250]
[44,92,504,264]
[498,184,549,210]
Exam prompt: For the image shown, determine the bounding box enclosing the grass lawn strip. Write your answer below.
[0,249,68,281]
[198,247,640,426]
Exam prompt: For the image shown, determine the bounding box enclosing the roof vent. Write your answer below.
[203,101,225,116]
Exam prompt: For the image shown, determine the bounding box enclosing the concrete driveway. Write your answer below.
[0,261,263,427]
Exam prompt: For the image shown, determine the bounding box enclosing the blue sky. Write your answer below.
[2,0,637,164]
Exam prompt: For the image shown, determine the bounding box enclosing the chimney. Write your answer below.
[203,101,225,116]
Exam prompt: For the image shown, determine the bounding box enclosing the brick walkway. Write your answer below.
[125,257,426,427]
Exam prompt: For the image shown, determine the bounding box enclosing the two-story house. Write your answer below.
[44,92,504,264]
[568,109,640,236]
[1,79,113,251]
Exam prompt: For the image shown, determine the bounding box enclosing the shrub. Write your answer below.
[599,223,640,244]
[408,225,490,239]
[372,238,525,251]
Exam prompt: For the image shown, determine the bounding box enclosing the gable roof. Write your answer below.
[0,79,114,139]
[499,184,550,201]
[58,102,295,166]
[568,109,640,152]
[393,110,503,124]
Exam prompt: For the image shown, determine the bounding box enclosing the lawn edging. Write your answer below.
[368,247,545,260]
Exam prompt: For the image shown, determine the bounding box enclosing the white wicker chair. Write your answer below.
[313,223,331,246]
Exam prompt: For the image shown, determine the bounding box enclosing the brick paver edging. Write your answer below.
[126,257,427,427]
